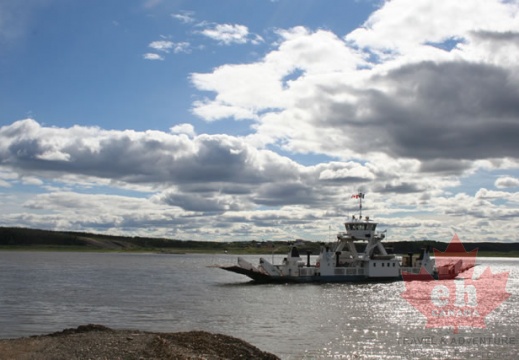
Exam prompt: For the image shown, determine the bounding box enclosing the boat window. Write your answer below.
[387,263,390,267]
[373,263,376,267]
[382,263,384,267]
[393,263,396,267]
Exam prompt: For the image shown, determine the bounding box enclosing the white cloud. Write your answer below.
[170,123,196,137]
[191,27,364,124]
[0,169,16,187]
[318,162,376,182]
[171,42,190,53]
[200,24,252,45]
[4,118,503,240]
[149,40,175,52]
[191,99,259,121]
[171,11,195,24]
[21,176,44,186]
[143,53,164,60]
[146,40,190,59]
[475,188,510,200]
[346,0,517,55]
[495,176,519,188]
[191,1,519,164]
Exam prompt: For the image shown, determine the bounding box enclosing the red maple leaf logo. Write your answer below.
[401,234,511,333]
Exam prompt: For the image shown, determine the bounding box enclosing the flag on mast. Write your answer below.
[352,192,365,217]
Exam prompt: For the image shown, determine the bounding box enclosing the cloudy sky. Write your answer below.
[1,0,519,243]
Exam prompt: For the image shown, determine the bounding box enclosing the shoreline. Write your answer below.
[1,246,519,257]
[3,227,519,256]
[0,324,279,360]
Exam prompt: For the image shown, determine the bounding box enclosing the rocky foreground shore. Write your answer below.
[0,324,280,360]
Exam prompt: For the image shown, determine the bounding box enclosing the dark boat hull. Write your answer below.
[218,262,473,283]
[221,265,405,284]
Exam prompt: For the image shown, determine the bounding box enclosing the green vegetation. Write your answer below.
[0,227,297,254]
[475,251,519,258]
[1,227,519,256]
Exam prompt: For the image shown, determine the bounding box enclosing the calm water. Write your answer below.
[0,252,518,359]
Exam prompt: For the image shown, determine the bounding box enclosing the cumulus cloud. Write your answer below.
[495,176,519,188]
[345,0,518,59]
[171,42,190,53]
[191,28,363,122]
[318,162,376,182]
[171,11,195,24]
[0,119,267,186]
[190,1,519,164]
[15,191,192,234]
[144,39,190,60]
[200,23,261,45]
[352,61,519,160]
[170,123,196,137]
[149,40,175,52]
[143,53,164,60]
[0,120,325,210]
[1,118,488,240]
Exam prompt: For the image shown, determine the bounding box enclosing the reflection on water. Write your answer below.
[0,252,518,358]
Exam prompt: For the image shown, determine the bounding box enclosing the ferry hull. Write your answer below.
[220,265,406,283]
[219,265,464,283]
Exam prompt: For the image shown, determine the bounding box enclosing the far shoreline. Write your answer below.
[1,245,519,257]
[3,226,519,257]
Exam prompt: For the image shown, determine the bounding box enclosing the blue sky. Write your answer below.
[1,0,372,132]
[1,0,519,243]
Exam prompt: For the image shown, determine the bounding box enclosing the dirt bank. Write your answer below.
[0,324,280,360]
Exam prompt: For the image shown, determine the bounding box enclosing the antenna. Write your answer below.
[359,193,363,218]
[351,192,365,217]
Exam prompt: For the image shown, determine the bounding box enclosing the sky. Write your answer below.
[1,0,519,243]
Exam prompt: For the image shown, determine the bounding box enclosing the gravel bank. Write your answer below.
[0,324,280,360]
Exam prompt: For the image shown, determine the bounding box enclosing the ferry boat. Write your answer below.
[218,193,467,283]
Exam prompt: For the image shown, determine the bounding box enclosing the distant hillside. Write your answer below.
[0,227,288,254]
[1,227,519,256]
[386,240,519,256]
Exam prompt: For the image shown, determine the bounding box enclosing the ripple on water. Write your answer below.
[0,253,518,358]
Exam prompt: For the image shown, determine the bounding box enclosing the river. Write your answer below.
[0,251,518,359]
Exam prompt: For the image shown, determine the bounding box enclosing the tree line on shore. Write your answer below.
[1,226,519,256]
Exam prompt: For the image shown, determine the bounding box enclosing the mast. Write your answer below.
[351,192,365,218]
[359,193,363,218]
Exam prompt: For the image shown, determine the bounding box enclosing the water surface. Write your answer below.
[0,252,517,358]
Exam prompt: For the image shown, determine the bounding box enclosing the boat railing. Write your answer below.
[334,268,364,276]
